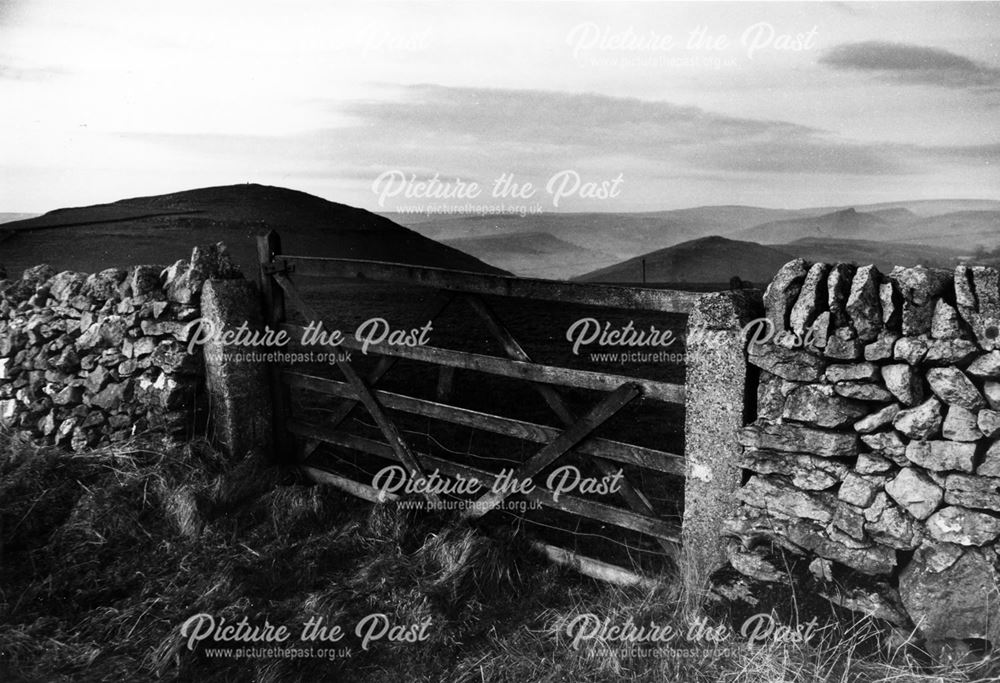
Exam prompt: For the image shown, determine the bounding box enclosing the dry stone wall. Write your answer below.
[0,244,242,450]
[727,258,1000,644]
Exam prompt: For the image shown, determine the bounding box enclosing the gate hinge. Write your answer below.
[262,258,296,275]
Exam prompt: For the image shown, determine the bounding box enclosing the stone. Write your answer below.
[930,301,963,340]
[893,335,929,365]
[864,332,899,362]
[846,265,882,342]
[140,318,191,340]
[942,406,983,442]
[855,452,894,474]
[52,385,83,406]
[20,264,56,289]
[954,266,1000,351]
[1,398,18,427]
[880,281,902,329]
[926,506,1000,545]
[926,367,985,410]
[148,340,199,374]
[131,337,156,357]
[738,422,858,458]
[924,339,979,366]
[864,492,923,549]
[90,381,134,411]
[48,271,87,302]
[853,403,900,434]
[130,265,163,296]
[900,547,1000,643]
[833,381,893,402]
[782,384,869,429]
[789,262,829,336]
[905,440,976,473]
[885,468,943,520]
[889,266,952,336]
[892,397,942,439]
[832,501,866,539]
[944,474,1000,512]
[727,547,785,583]
[739,450,847,490]
[968,351,1000,379]
[84,365,109,393]
[755,373,801,420]
[862,431,909,465]
[826,362,879,383]
[748,344,826,382]
[839,472,882,507]
[738,475,834,523]
[785,520,896,575]
[824,328,862,360]
[83,268,127,301]
[826,263,855,328]
[978,409,1000,438]
[808,311,831,350]
[881,363,923,406]
[919,542,964,574]
[985,381,1000,410]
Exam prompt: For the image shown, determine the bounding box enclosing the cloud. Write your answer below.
[336,85,903,176]
[820,41,1000,89]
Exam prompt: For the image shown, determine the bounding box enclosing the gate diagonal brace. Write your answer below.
[462,294,676,556]
[272,272,439,504]
[465,382,641,519]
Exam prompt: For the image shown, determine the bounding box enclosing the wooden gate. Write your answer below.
[256,231,704,583]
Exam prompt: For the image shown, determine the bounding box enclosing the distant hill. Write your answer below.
[735,208,892,244]
[385,206,810,261]
[0,213,38,224]
[576,236,794,285]
[0,184,502,276]
[885,211,1000,252]
[442,231,617,279]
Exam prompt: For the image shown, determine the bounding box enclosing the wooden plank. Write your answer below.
[530,542,659,588]
[436,365,455,402]
[281,322,685,404]
[274,273,439,504]
[288,421,680,544]
[463,292,677,554]
[298,465,660,588]
[279,255,700,314]
[466,383,641,519]
[299,292,456,461]
[257,231,293,463]
[282,370,684,475]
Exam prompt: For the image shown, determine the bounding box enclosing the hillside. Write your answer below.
[576,236,794,285]
[734,208,891,244]
[442,231,617,278]
[0,185,502,276]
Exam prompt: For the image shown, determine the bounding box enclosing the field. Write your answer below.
[4,431,996,682]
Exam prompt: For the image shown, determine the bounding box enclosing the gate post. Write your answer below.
[681,290,761,577]
[256,231,293,462]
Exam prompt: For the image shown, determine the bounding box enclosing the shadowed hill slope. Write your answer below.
[0,184,502,276]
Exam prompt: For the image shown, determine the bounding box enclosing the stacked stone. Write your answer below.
[0,244,240,451]
[727,259,1000,642]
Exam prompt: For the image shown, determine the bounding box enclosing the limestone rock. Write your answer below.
[782,384,869,429]
[755,373,801,420]
[893,335,929,365]
[826,362,879,383]
[892,397,943,439]
[926,367,985,410]
[861,431,907,464]
[748,344,826,382]
[856,452,894,475]
[879,281,901,329]
[839,472,882,507]
[885,468,943,520]
[739,450,847,490]
[926,506,1000,545]
[738,422,858,458]
[968,351,1000,379]
[905,440,976,473]
[826,263,855,328]
[738,475,834,523]
[978,441,1000,477]
[900,547,1000,643]
[889,266,952,336]
[955,266,1000,351]
[846,265,882,342]
[864,331,899,362]
[985,381,1000,410]
[978,409,1000,439]
[853,403,900,434]
[789,262,829,336]
[824,328,862,360]
[944,474,1000,512]
[924,339,979,366]
[941,406,983,442]
[930,301,963,340]
[865,492,924,549]
[881,363,924,406]
[833,381,893,402]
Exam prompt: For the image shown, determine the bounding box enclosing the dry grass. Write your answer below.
[0,431,998,682]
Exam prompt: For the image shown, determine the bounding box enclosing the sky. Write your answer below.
[0,0,998,213]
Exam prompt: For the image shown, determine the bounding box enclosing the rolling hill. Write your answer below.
[0,184,502,276]
[576,236,795,285]
[441,231,618,279]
